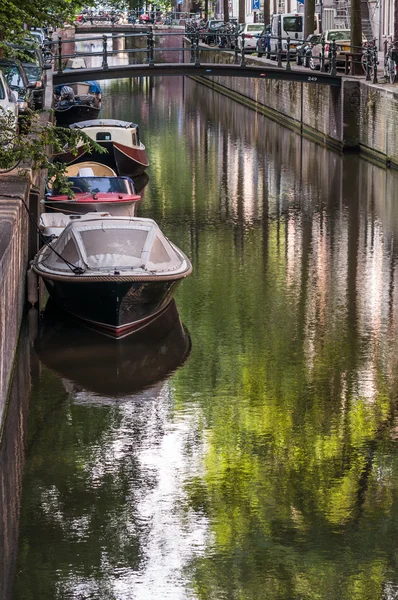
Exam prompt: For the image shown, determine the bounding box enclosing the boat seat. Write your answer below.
[78,167,95,177]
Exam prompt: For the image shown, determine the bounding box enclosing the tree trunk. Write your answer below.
[304,0,315,39]
[205,0,209,19]
[223,0,230,21]
[263,0,270,27]
[395,0,398,42]
[239,0,245,24]
[350,0,363,75]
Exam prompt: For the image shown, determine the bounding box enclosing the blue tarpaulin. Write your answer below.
[55,80,102,94]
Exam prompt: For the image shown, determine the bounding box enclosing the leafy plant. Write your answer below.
[0,107,106,193]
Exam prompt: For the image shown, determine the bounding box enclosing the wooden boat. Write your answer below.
[34,299,191,397]
[57,119,149,177]
[32,216,192,338]
[42,162,141,216]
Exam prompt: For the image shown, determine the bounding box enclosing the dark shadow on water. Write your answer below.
[34,299,191,399]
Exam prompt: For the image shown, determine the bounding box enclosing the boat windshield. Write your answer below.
[54,177,133,195]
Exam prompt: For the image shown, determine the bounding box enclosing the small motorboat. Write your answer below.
[32,216,192,338]
[42,162,141,216]
[56,119,149,177]
[54,58,102,127]
[39,211,111,242]
[54,84,101,127]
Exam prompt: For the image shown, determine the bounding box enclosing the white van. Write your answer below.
[270,13,320,55]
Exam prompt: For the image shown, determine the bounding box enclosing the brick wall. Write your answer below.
[0,176,30,430]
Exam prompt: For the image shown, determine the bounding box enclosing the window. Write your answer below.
[0,65,24,90]
[96,132,112,141]
[327,30,350,41]
[132,132,137,146]
[282,16,303,33]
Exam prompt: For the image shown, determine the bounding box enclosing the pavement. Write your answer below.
[198,41,398,90]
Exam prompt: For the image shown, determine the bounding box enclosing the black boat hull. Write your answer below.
[55,104,101,127]
[41,277,181,338]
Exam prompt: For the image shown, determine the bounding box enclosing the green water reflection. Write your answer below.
[13,77,398,600]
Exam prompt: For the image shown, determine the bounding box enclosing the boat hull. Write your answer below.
[57,141,149,177]
[55,104,101,127]
[42,199,138,217]
[40,277,181,338]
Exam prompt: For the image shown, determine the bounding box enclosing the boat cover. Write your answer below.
[70,119,138,130]
[55,81,102,95]
[39,217,188,274]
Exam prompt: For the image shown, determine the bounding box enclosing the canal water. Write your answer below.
[9,76,398,600]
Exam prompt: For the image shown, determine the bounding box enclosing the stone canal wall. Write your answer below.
[0,176,31,432]
[359,82,398,166]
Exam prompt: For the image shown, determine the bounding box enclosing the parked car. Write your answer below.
[310,29,366,70]
[199,20,224,45]
[256,24,271,58]
[7,45,50,109]
[237,23,264,53]
[0,59,36,116]
[139,13,152,23]
[27,28,46,46]
[0,70,19,130]
[296,33,321,66]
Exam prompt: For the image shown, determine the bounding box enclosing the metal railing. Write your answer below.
[49,30,378,84]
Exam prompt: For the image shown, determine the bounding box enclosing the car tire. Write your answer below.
[309,56,319,70]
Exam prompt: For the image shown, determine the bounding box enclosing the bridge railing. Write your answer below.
[49,30,376,81]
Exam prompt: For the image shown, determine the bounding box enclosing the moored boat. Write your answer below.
[57,119,149,177]
[54,84,101,127]
[42,162,141,216]
[32,216,192,338]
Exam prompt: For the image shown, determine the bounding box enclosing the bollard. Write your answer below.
[321,37,326,72]
[365,44,371,81]
[373,41,378,84]
[102,34,108,69]
[330,40,337,75]
[286,36,291,71]
[146,29,151,64]
[277,35,282,68]
[234,33,239,64]
[241,33,246,66]
[190,32,195,63]
[149,28,154,66]
[57,35,63,74]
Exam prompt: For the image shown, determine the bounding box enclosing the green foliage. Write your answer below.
[0,0,85,45]
[0,108,105,190]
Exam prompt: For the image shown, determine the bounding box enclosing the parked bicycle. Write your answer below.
[384,40,398,83]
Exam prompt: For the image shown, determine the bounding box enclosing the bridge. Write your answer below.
[52,31,353,88]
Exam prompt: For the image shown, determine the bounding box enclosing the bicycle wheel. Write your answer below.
[0,155,21,173]
[389,61,396,84]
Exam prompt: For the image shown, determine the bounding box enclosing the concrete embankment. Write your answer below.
[0,89,51,434]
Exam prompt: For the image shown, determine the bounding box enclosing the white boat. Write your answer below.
[32,216,192,338]
[57,119,150,177]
